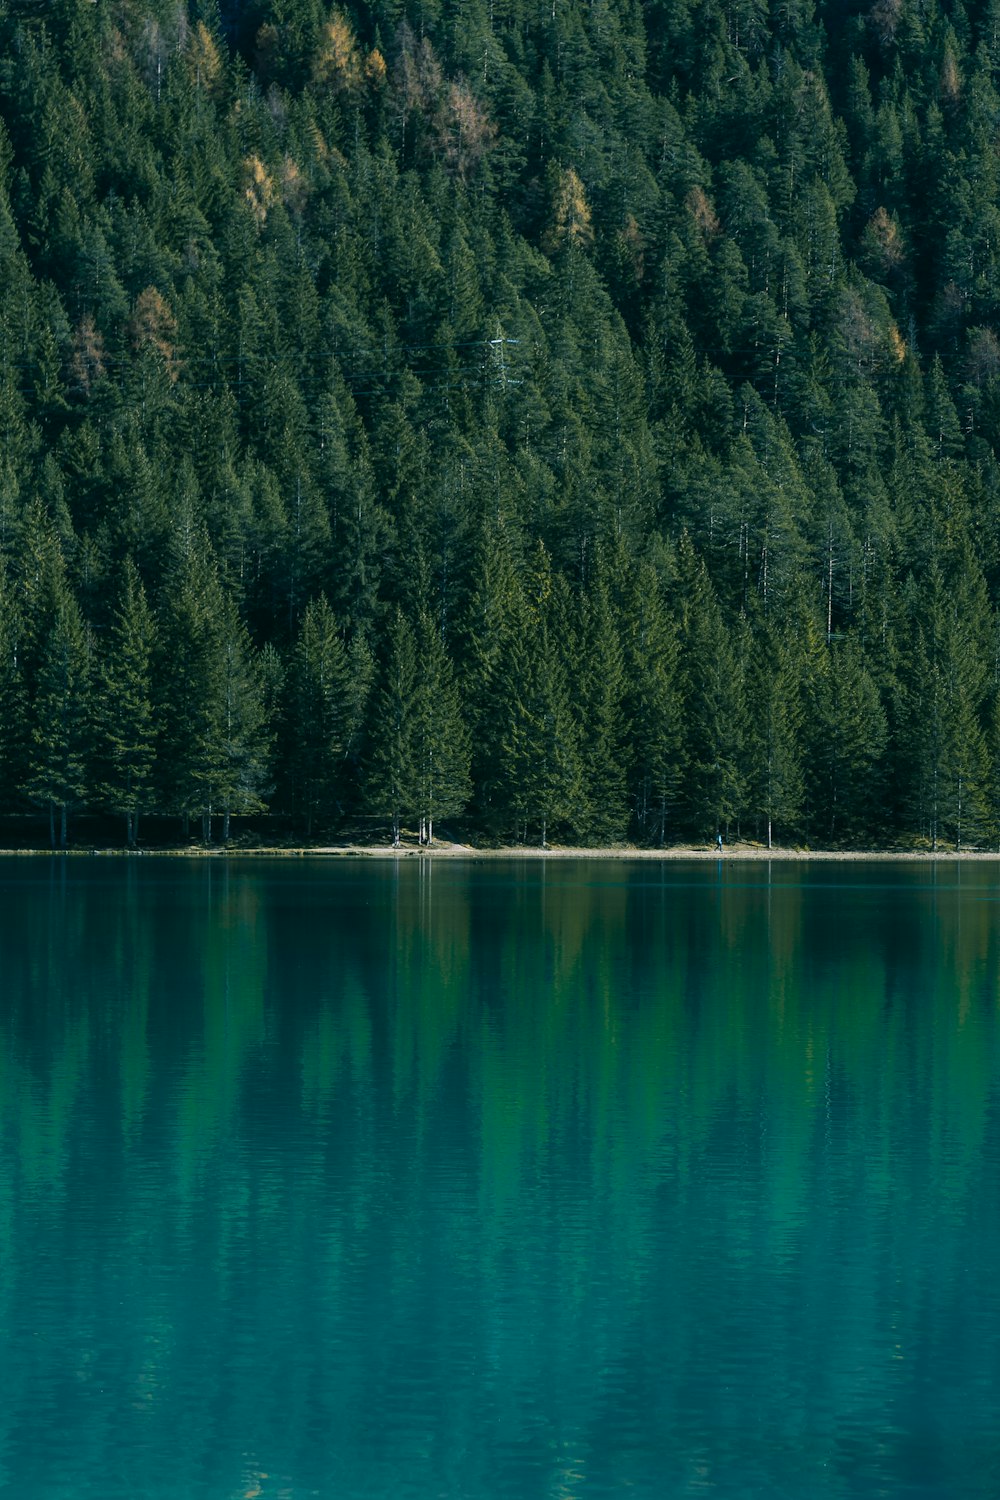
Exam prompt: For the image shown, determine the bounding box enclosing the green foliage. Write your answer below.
[574,577,628,844]
[212,590,274,837]
[617,555,684,844]
[678,538,748,837]
[411,604,471,841]
[24,586,90,847]
[284,593,356,833]
[496,549,583,843]
[93,559,158,845]
[0,0,999,846]
[805,635,889,845]
[746,627,805,848]
[362,606,420,845]
[154,532,273,837]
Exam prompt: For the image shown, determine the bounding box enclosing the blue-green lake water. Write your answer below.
[1,855,999,1498]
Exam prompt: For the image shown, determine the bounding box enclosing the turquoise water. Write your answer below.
[1,856,999,1498]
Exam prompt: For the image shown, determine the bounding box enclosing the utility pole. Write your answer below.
[486,323,521,392]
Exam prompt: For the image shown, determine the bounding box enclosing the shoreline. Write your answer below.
[1,842,998,861]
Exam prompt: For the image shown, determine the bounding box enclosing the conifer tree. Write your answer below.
[94,559,157,847]
[155,533,231,838]
[747,628,805,848]
[619,558,685,845]
[0,562,25,810]
[362,607,420,846]
[13,496,68,684]
[285,594,355,834]
[678,537,747,839]
[497,553,583,846]
[460,515,530,831]
[412,605,471,844]
[213,592,274,843]
[899,562,991,849]
[806,636,888,845]
[24,587,90,849]
[498,615,583,846]
[574,578,629,844]
[986,681,1000,850]
[903,630,991,850]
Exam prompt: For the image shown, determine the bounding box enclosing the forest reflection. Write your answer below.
[2,859,998,1219]
[1,857,999,1495]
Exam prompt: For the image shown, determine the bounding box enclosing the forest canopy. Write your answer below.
[1,0,1000,848]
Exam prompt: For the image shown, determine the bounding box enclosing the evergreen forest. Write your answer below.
[3,0,1000,848]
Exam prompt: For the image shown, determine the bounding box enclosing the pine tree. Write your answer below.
[806,635,888,845]
[746,627,805,848]
[986,679,1000,850]
[574,578,629,844]
[213,592,274,843]
[0,561,25,810]
[497,554,583,846]
[619,558,684,845]
[678,537,747,839]
[155,533,230,838]
[316,383,388,637]
[94,559,157,847]
[412,605,471,844]
[459,514,530,831]
[24,585,90,849]
[899,563,991,849]
[285,593,355,834]
[362,607,420,846]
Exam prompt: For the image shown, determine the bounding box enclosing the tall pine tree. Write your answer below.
[94,559,157,847]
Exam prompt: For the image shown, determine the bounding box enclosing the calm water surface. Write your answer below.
[1,856,999,1498]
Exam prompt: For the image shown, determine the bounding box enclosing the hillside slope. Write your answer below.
[0,0,999,847]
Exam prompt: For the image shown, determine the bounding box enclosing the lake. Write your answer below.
[0,855,998,1498]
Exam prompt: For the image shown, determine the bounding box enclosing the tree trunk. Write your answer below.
[827,524,834,644]
[202,810,211,843]
[427,817,433,846]
[223,808,231,844]
[392,815,400,848]
[49,800,56,850]
[932,767,938,852]
[541,815,547,849]
[60,803,67,850]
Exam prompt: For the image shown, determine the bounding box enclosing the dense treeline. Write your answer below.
[2,0,1000,848]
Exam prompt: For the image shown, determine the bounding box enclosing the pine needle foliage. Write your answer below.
[0,0,999,846]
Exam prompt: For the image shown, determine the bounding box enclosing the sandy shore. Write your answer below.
[4,842,998,859]
[280,843,1000,860]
